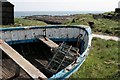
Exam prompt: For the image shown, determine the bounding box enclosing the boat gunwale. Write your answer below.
[0,25,87,31]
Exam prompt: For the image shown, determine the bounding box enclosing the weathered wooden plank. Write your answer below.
[38,37,59,48]
[0,40,47,80]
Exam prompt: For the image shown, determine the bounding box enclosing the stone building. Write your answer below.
[0,0,14,25]
[115,1,120,13]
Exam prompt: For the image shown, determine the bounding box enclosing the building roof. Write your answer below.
[0,0,14,7]
[0,0,7,2]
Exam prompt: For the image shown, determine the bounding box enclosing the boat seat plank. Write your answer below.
[0,40,47,79]
[37,36,59,48]
[2,59,31,79]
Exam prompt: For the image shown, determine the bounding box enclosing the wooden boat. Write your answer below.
[0,25,92,80]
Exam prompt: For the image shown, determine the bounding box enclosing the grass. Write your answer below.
[0,18,47,28]
[68,38,119,79]
[0,12,119,37]
[64,14,120,37]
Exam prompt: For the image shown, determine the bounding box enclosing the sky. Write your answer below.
[7,0,120,11]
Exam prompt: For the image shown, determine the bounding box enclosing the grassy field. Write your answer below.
[64,14,120,37]
[0,18,47,28]
[68,38,119,79]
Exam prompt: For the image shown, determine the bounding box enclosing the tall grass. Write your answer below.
[64,14,119,37]
[68,38,119,79]
[0,18,47,28]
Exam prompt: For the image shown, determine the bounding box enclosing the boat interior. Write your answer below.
[1,27,89,79]
[1,40,82,79]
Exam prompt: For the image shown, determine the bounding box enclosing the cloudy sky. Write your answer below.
[7,0,120,11]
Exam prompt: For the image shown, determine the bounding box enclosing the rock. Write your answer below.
[24,15,74,24]
[88,21,94,28]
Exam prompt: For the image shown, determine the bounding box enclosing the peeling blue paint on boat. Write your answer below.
[0,25,92,79]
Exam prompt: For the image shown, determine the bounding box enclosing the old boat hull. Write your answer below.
[0,25,92,79]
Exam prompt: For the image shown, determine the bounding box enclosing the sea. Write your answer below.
[14,11,104,18]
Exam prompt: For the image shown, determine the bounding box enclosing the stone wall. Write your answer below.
[0,1,14,25]
[115,8,120,13]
